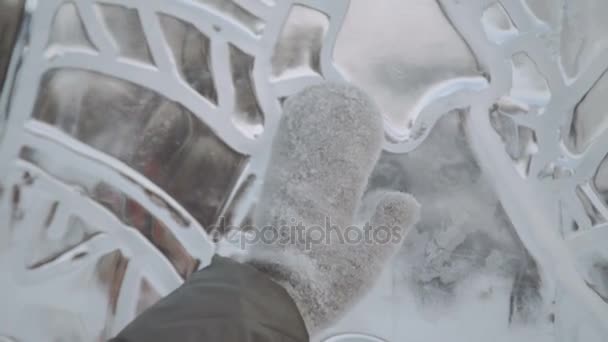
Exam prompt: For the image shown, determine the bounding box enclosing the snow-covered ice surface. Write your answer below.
[320,266,554,342]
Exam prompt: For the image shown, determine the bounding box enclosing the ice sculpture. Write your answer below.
[1,0,608,341]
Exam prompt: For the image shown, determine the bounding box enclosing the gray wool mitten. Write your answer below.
[244,83,420,335]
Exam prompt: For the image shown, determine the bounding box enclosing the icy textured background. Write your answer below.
[2,0,608,341]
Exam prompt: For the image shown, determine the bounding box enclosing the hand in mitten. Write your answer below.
[244,83,420,335]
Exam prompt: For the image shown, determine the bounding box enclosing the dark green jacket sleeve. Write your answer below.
[110,255,309,342]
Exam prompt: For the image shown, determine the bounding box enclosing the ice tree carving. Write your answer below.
[432,0,608,340]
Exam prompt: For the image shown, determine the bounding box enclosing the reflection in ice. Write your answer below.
[160,14,218,104]
[230,44,265,139]
[34,69,247,230]
[99,4,155,64]
[48,2,96,53]
[271,5,328,80]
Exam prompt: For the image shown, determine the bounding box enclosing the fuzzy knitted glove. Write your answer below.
[244,83,420,335]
